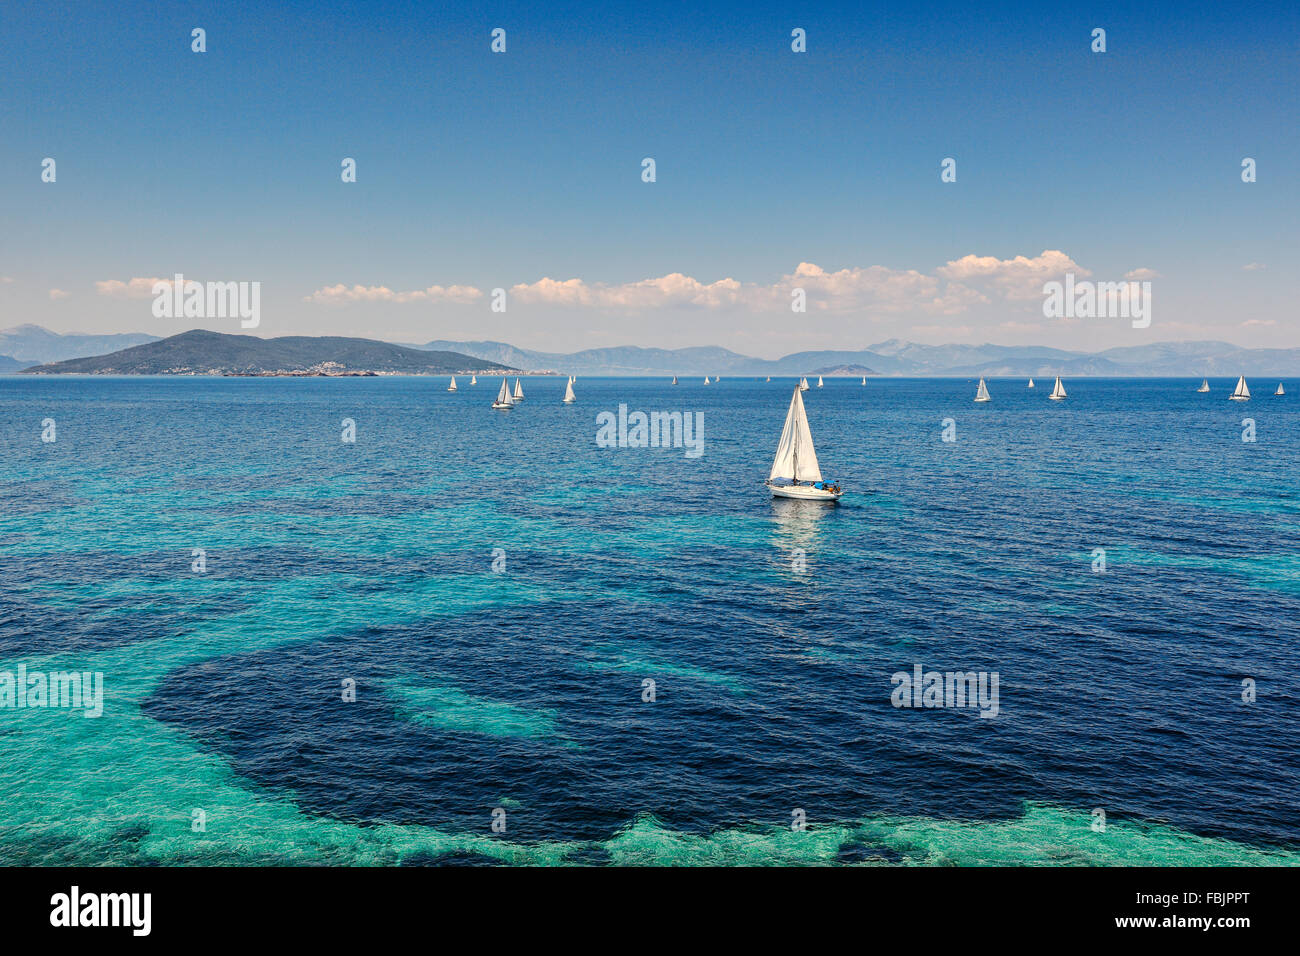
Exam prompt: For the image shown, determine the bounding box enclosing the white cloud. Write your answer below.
[937,249,1087,301]
[304,283,483,305]
[96,277,174,299]
[305,251,1139,320]
[1124,267,1161,280]
[48,288,71,300]
[1242,262,1266,271]
[1242,319,1277,327]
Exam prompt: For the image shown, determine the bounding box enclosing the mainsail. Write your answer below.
[495,377,514,406]
[671,376,678,385]
[1051,376,1066,399]
[513,378,524,400]
[1232,375,1250,399]
[448,375,457,391]
[769,387,823,484]
[817,376,824,387]
[1027,378,1035,388]
[975,378,990,401]
[563,378,576,403]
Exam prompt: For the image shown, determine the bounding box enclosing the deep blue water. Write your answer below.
[1,375,1298,864]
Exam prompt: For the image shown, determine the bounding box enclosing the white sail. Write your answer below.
[1050,375,1066,399]
[471,375,477,385]
[513,378,524,400]
[798,377,809,391]
[704,376,711,384]
[493,377,514,407]
[563,379,576,403]
[975,378,990,402]
[766,376,771,382]
[817,376,824,387]
[769,387,823,483]
[1027,378,1035,388]
[861,376,866,385]
[447,375,457,391]
[1197,378,1210,392]
[671,376,678,385]
[1276,383,1285,396]
[1231,375,1250,400]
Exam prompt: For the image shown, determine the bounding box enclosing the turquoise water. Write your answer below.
[1,375,1297,865]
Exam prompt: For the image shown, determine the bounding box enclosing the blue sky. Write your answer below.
[1,0,1296,356]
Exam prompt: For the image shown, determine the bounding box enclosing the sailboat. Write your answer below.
[1229,375,1250,401]
[513,378,525,401]
[974,377,991,403]
[491,377,515,409]
[704,376,711,385]
[798,377,809,391]
[766,387,842,501]
[1027,377,1035,388]
[816,376,824,388]
[563,377,576,403]
[470,375,477,386]
[1049,375,1067,401]
[766,376,771,382]
[447,375,458,392]
[1197,378,1210,393]
[1276,382,1285,396]
[861,376,866,386]
[671,375,678,385]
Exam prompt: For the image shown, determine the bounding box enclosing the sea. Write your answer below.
[1,374,1297,865]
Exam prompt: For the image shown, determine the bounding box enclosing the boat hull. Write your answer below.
[1229,396,1250,401]
[768,482,843,501]
[491,402,513,409]
[1048,395,1066,401]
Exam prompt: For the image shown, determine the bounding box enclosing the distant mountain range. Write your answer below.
[0,324,159,365]
[20,330,515,376]
[415,337,1300,377]
[3,325,1297,377]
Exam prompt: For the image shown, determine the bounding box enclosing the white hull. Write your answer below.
[1048,395,1066,401]
[974,397,991,403]
[768,482,842,501]
[491,402,513,410]
[1229,396,1249,401]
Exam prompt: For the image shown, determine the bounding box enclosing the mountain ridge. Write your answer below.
[20,330,516,376]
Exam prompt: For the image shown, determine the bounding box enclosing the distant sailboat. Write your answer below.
[447,375,458,392]
[470,375,478,386]
[798,377,809,391]
[766,387,842,501]
[974,377,991,403]
[1049,375,1067,401]
[1229,375,1250,401]
[513,378,525,401]
[1197,378,1210,393]
[704,376,711,385]
[816,376,824,388]
[563,378,576,403]
[491,377,515,409]
[1027,377,1035,388]
[671,375,678,385]
[766,376,771,382]
[1276,382,1285,396]
[861,376,866,386]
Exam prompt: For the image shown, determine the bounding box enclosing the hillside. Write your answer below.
[21,330,516,376]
